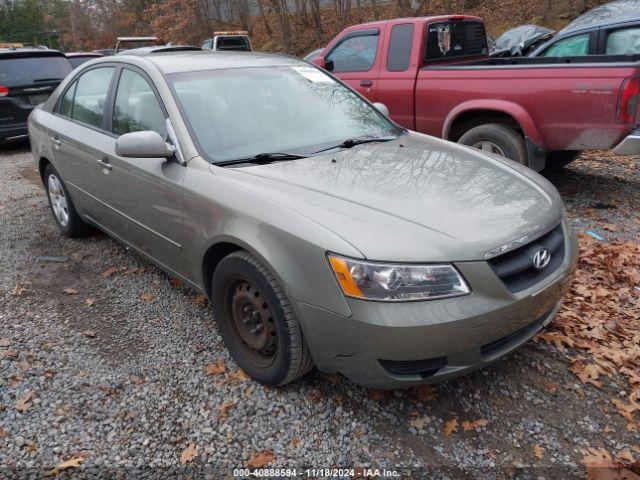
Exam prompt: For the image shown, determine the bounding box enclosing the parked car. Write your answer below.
[490,25,555,57]
[66,52,103,68]
[115,36,159,54]
[0,48,72,143]
[303,48,323,62]
[29,48,577,388]
[94,49,116,56]
[313,15,640,170]
[201,31,251,51]
[530,0,640,57]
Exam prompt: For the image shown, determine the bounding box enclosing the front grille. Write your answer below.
[379,356,446,378]
[488,224,565,293]
[481,308,552,359]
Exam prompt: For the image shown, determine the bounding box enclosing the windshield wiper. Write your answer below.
[217,152,307,166]
[33,78,63,83]
[311,135,398,155]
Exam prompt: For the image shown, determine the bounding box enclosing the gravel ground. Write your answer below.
[0,142,638,479]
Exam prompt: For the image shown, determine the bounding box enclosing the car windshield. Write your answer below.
[0,55,72,87]
[168,66,400,163]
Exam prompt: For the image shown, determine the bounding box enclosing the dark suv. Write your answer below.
[0,48,72,143]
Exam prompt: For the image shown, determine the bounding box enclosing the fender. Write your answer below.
[442,99,545,148]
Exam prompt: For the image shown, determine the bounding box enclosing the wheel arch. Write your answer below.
[38,156,51,184]
[443,100,544,146]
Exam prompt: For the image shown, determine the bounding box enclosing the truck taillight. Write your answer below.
[618,76,640,124]
[0,85,8,97]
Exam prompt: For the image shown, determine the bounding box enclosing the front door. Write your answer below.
[324,29,381,100]
[98,67,187,276]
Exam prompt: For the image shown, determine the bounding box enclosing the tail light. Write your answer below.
[0,85,8,97]
[618,76,640,124]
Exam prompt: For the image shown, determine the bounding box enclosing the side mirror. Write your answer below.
[323,59,334,71]
[115,131,175,158]
[372,102,389,117]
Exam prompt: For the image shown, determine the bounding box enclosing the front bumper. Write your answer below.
[294,223,578,389]
[613,129,640,155]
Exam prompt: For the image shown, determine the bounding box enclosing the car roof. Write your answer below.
[559,0,640,35]
[0,48,65,57]
[114,50,305,74]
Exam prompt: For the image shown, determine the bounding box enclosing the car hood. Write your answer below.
[217,132,563,262]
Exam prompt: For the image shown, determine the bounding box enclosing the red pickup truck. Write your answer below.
[313,15,640,170]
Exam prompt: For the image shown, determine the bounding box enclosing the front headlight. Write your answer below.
[327,254,471,301]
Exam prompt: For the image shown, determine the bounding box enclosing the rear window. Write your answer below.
[425,21,487,61]
[68,56,97,68]
[216,37,250,51]
[0,55,72,87]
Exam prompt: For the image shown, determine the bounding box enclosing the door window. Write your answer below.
[542,33,590,57]
[112,69,167,138]
[69,67,114,128]
[606,27,640,55]
[326,34,379,72]
[59,81,77,117]
[387,24,414,72]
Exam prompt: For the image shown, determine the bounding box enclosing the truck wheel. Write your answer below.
[545,150,580,171]
[211,251,314,386]
[458,123,528,166]
[44,163,93,238]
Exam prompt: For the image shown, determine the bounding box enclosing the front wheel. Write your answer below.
[458,123,528,166]
[211,251,314,385]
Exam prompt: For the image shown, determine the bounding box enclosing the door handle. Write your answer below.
[97,157,113,170]
[360,79,373,87]
[50,137,61,149]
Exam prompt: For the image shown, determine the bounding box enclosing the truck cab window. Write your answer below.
[542,33,589,57]
[425,21,486,61]
[387,24,414,72]
[606,27,640,55]
[326,34,378,72]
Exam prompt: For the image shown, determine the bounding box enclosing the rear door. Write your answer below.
[0,52,72,138]
[324,28,382,100]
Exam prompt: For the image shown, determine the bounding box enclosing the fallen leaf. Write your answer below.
[193,295,207,305]
[247,450,275,468]
[101,266,120,278]
[414,385,437,402]
[50,454,85,475]
[130,376,145,385]
[443,418,458,436]
[140,293,154,301]
[16,361,31,371]
[180,443,198,465]
[0,338,11,347]
[289,438,300,447]
[11,282,28,296]
[462,419,490,431]
[191,343,205,353]
[15,391,33,412]
[0,349,18,359]
[63,288,78,295]
[204,359,226,376]
[26,441,37,453]
[533,445,544,460]
[84,298,95,306]
[81,330,96,338]
[410,416,431,430]
[580,447,613,467]
[0,428,7,438]
[227,368,249,382]
[218,402,237,418]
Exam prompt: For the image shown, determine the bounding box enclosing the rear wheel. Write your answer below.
[458,123,528,166]
[44,164,92,238]
[211,251,314,385]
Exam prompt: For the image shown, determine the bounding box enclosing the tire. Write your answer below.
[211,251,314,386]
[544,150,580,171]
[458,123,528,166]
[43,163,93,238]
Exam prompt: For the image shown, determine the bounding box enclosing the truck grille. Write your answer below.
[488,224,565,293]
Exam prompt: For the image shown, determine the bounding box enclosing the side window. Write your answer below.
[59,81,77,117]
[326,34,379,72]
[387,24,414,72]
[202,39,213,49]
[606,27,640,55]
[112,69,167,138]
[542,33,590,57]
[70,67,114,128]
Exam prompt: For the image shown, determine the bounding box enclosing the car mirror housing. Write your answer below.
[115,131,175,159]
[372,102,389,117]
